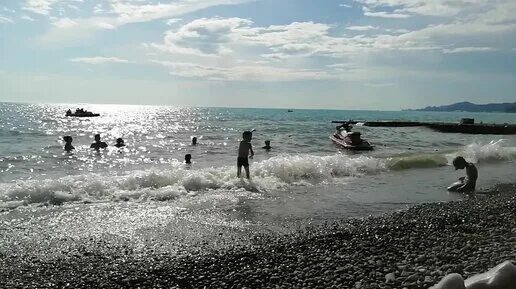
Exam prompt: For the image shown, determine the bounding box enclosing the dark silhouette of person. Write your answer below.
[192,137,197,145]
[185,154,192,164]
[262,140,272,150]
[447,156,478,193]
[337,123,351,133]
[63,136,74,152]
[66,109,72,116]
[90,134,108,150]
[237,131,254,179]
[115,138,125,148]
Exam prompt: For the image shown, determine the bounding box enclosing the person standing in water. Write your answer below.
[185,154,192,164]
[192,137,197,145]
[448,156,478,193]
[90,134,108,150]
[63,136,74,152]
[237,131,254,179]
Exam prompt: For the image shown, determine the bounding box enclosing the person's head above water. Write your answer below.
[115,138,125,147]
[452,156,467,170]
[242,131,252,141]
[63,136,73,143]
[94,134,101,142]
[192,137,197,145]
[185,154,192,164]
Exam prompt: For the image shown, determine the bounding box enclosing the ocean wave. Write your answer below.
[1,141,514,209]
[446,139,516,163]
[388,139,516,170]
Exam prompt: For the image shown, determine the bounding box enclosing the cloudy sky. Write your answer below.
[0,0,515,109]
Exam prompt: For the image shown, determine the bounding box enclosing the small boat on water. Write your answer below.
[287,109,294,112]
[66,109,100,117]
[330,131,373,151]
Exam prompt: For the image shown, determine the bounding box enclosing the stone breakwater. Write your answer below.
[1,184,516,289]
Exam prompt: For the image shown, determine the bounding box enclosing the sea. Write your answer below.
[1,103,516,250]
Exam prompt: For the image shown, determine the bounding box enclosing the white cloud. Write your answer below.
[339,4,352,8]
[346,25,378,31]
[386,28,410,34]
[150,17,253,56]
[362,6,410,18]
[93,3,103,14]
[23,0,63,15]
[166,18,182,25]
[355,0,515,18]
[0,15,12,23]
[69,57,133,64]
[363,10,411,18]
[36,0,254,45]
[67,4,79,11]
[52,17,77,28]
[109,0,252,27]
[21,15,36,21]
[443,47,497,54]
[152,60,331,81]
[3,7,16,13]
[148,10,516,62]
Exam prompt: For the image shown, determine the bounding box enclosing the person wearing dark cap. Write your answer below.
[185,154,192,164]
[447,156,478,193]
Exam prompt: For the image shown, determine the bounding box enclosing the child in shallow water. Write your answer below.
[237,131,254,179]
[447,156,478,193]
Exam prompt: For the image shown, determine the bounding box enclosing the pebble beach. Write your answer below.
[1,183,515,289]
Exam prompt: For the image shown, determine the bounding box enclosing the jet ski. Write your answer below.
[330,131,373,151]
[66,110,100,117]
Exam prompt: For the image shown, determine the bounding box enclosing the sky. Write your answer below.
[0,0,515,110]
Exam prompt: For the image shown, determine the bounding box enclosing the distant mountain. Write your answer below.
[409,101,516,113]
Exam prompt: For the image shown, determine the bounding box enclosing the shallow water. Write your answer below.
[0,102,515,222]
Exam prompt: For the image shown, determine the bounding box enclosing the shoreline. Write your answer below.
[1,184,516,288]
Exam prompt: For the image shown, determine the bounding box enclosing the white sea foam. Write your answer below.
[1,141,514,209]
[446,139,516,164]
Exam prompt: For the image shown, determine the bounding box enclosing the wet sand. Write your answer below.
[1,184,515,289]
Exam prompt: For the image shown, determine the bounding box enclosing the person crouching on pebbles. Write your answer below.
[447,156,478,193]
[237,131,254,179]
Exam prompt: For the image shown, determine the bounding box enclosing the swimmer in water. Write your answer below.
[262,140,272,151]
[63,136,74,152]
[115,138,125,148]
[90,134,108,150]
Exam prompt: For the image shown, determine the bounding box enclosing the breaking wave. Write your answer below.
[1,141,514,209]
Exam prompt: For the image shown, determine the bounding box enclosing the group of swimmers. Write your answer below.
[62,130,477,191]
[62,134,125,152]
[62,131,273,180]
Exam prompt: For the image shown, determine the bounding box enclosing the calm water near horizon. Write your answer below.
[1,102,515,227]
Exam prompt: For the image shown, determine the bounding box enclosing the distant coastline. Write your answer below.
[406,101,516,113]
